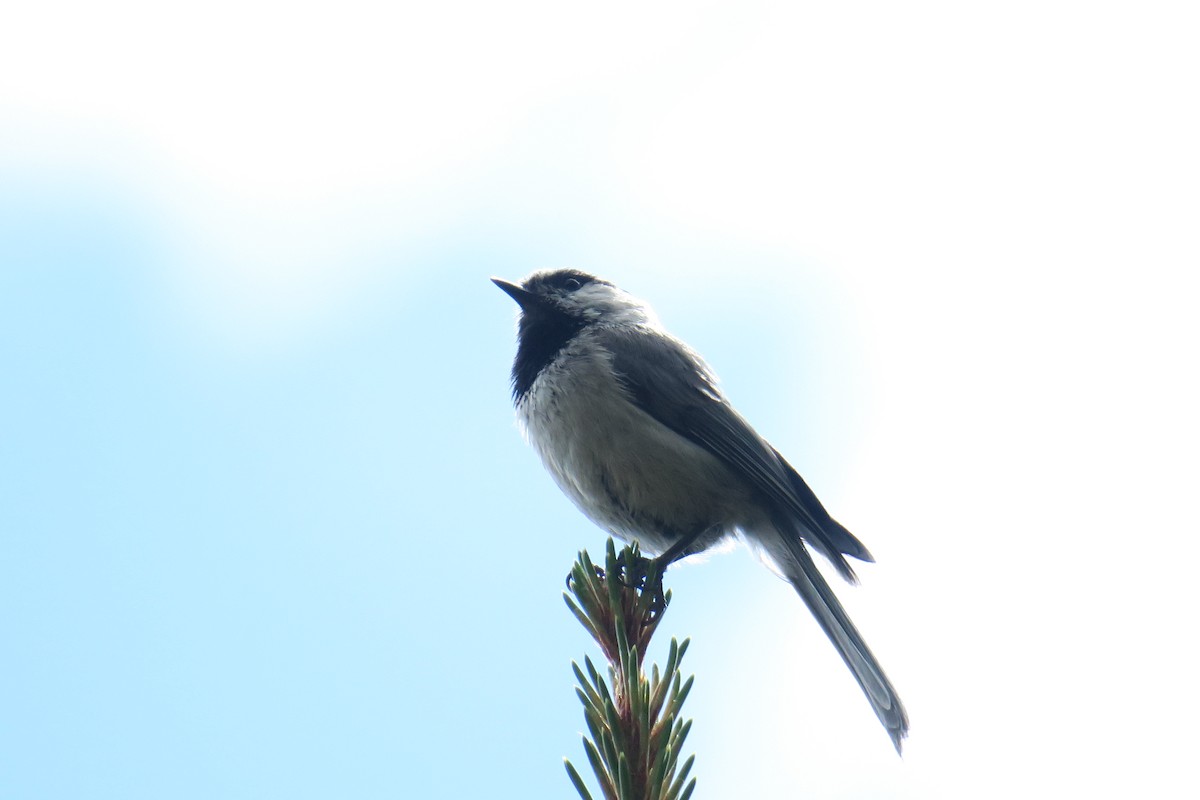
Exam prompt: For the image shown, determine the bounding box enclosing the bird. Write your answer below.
[493,268,909,752]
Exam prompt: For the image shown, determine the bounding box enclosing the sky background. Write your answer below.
[2,2,1198,798]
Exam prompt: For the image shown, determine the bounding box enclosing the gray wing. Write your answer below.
[597,326,872,580]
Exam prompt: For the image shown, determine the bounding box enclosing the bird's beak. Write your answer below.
[492,277,537,310]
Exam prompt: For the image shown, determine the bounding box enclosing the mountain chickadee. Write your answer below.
[493,268,909,751]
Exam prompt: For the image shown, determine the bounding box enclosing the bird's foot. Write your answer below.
[565,544,670,617]
[644,556,669,614]
[565,561,608,589]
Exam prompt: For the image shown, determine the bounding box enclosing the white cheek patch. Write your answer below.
[571,284,659,328]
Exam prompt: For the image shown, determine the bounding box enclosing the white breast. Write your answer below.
[516,332,749,555]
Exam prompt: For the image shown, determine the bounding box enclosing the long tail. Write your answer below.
[767,530,910,752]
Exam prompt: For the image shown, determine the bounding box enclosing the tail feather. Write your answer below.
[768,531,909,752]
[773,447,875,564]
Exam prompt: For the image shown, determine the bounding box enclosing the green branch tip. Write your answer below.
[563,539,698,800]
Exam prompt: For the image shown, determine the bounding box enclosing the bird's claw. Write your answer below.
[565,562,610,590]
[645,557,668,614]
[565,549,669,614]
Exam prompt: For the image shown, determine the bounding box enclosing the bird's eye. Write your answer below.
[564,278,582,290]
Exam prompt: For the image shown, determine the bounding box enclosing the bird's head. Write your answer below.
[492,269,655,328]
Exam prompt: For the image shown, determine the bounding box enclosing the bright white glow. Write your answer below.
[1,0,753,347]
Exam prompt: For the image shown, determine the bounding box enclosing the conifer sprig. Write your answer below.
[563,540,697,800]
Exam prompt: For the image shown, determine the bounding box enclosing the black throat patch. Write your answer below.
[511,305,587,403]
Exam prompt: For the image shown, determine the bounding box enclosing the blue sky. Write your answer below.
[3,2,1198,798]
